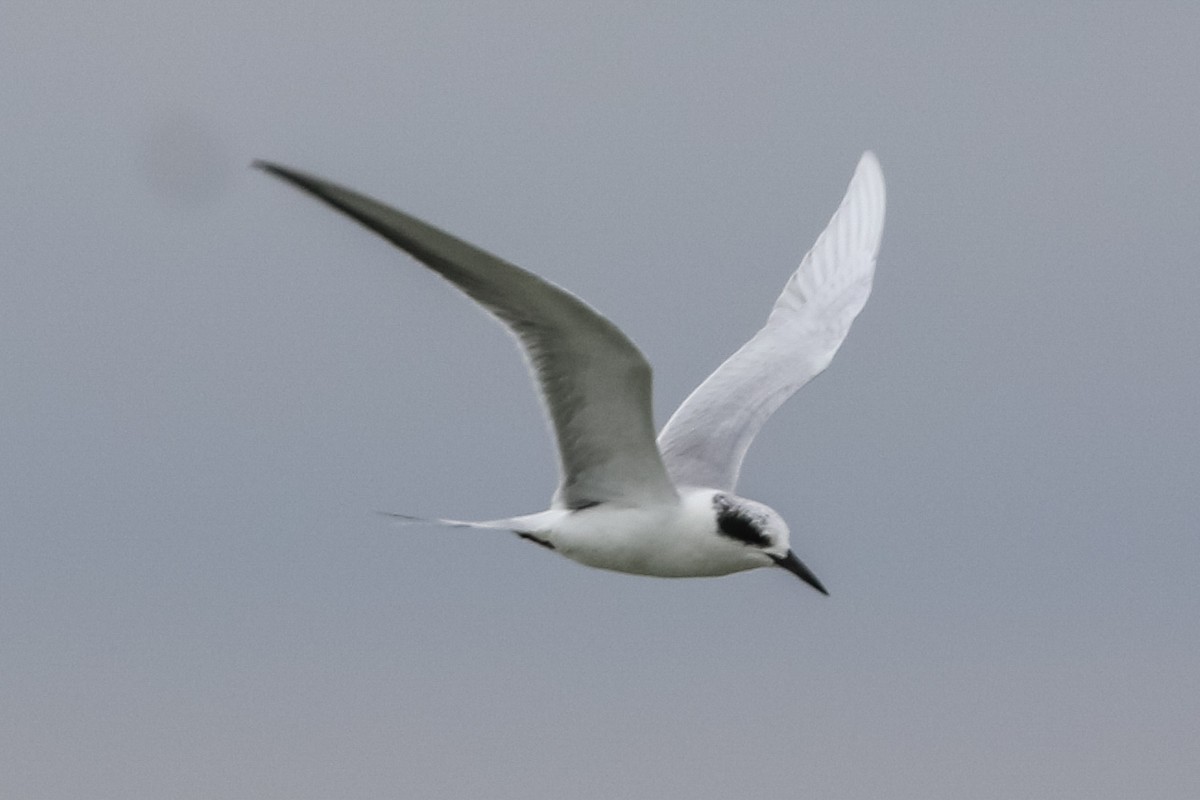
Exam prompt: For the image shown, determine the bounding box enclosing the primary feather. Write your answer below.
[255,162,678,510]
[657,152,886,491]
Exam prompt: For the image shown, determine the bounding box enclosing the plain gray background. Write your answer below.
[3,3,1198,799]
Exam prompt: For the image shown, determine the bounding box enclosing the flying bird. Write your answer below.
[256,152,885,594]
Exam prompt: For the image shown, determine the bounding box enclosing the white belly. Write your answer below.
[528,492,771,578]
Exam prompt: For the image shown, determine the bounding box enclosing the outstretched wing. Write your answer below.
[657,152,886,491]
[257,162,677,509]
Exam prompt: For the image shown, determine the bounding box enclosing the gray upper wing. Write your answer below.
[257,162,677,509]
[657,152,886,491]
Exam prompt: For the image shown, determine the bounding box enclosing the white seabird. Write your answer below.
[257,152,885,594]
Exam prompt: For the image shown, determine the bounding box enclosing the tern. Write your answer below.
[257,152,885,594]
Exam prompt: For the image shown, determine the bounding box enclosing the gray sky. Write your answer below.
[3,3,1198,798]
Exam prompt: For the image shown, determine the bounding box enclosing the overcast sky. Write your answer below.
[3,3,1198,799]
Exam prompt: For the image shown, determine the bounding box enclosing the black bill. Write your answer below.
[771,550,829,596]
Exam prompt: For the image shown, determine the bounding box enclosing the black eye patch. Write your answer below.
[712,495,771,548]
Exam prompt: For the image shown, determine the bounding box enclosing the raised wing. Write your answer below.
[257,162,678,509]
[657,152,885,491]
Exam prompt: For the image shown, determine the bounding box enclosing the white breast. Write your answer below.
[536,489,774,578]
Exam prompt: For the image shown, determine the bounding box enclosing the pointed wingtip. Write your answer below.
[252,159,296,181]
[251,160,355,213]
[846,150,886,247]
[855,150,884,187]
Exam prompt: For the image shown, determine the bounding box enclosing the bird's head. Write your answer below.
[711,493,828,595]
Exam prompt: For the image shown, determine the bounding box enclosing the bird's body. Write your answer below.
[257,152,886,594]
[491,488,779,578]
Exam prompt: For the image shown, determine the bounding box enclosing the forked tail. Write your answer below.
[376,511,522,532]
